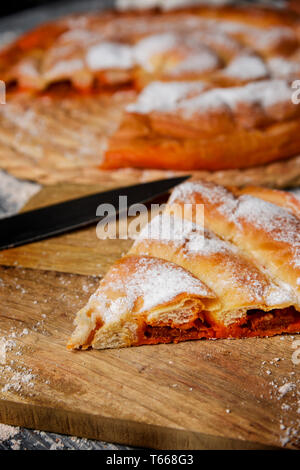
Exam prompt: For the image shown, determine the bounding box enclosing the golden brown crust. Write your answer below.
[103,79,300,171]
[103,117,300,171]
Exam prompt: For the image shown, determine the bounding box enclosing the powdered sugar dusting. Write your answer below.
[127,81,206,114]
[91,256,212,324]
[268,57,300,79]
[1,368,36,394]
[265,281,295,307]
[0,171,40,219]
[170,47,219,76]
[278,382,296,397]
[170,180,300,303]
[86,42,134,70]
[137,213,203,247]
[223,54,269,80]
[170,180,237,218]
[172,182,300,272]
[44,58,84,79]
[179,80,292,117]
[134,33,178,72]
[134,32,219,75]
[134,211,297,310]
[127,79,292,117]
[0,424,20,442]
[235,195,300,270]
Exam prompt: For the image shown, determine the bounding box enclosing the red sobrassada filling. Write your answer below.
[139,307,300,345]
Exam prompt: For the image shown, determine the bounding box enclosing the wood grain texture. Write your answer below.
[0,185,299,449]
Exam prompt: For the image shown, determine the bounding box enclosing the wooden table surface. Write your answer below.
[0,0,299,451]
[0,0,136,451]
[0,181,299,450]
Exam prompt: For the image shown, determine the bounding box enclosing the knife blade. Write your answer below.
[0,175,190,251]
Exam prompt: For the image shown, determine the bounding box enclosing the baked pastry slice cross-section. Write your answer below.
[103,79,300,171]
[68,180,300,350]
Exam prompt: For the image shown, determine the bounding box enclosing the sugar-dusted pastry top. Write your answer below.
[1,4,299,91]
[126,79,296,122]
[1,3,300,173]
[169,180,300,295]
[103,79,300,171]
[68,180,300,350]
[69,254,215,349]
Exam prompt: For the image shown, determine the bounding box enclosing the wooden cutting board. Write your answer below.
[0,183,299,450]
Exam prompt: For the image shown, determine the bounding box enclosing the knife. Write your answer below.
[0,175,189,251]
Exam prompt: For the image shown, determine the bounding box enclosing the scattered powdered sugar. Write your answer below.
[250,79,293,108]
[127,80,206,114]
[135,212,242,259]
[169,180,237,219]
[185,231,232,256]
[215,18,295,51]
[262,353,300,448]
[59,28,102,46]
[0,322,44,396]
[194,29,241,55]
[0,170,40,219]
[1,368,36,393]
[86,42,134,70]
[0,328,37,395]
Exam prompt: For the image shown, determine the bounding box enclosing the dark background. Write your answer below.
[0,0,288,19]
[0,1,62,17]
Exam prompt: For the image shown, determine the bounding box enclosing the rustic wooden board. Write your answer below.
[0,184,299,450]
